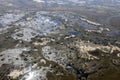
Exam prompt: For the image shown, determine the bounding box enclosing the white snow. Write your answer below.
[42,46,73,68]
[21,66,51,80]
[0,13,24,26]
[0,47,31,67]
[12,12,63,42]
[33,0,45,3]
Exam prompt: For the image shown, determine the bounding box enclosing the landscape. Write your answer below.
[0,0,120,80]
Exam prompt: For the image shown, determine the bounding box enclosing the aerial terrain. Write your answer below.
[0,0,120,80]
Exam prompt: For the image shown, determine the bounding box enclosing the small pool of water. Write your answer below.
[78,19,100,31]
[105,28,120,37]
[68,31,79,35]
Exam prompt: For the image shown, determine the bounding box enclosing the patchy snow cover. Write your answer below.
[42,46,74,68]
[69,40,120,60]
[8,63,52,80]
[33,0,45,3]
[12,12,63,42]
[32,0,86,5]
[68,0,86,4]
[0,13,24,26]
[8,70,23,79]
[12,28,38,42]
[80,18,101,26]
[0,47,31,67]
[20,66,52,80]
[0,13,25,34]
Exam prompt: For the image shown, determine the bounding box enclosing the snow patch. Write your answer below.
[42,46,73,68]
[21,66,51,80]
[12,12,63,42]
[0,47,31,67]
[33,0,45,3]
